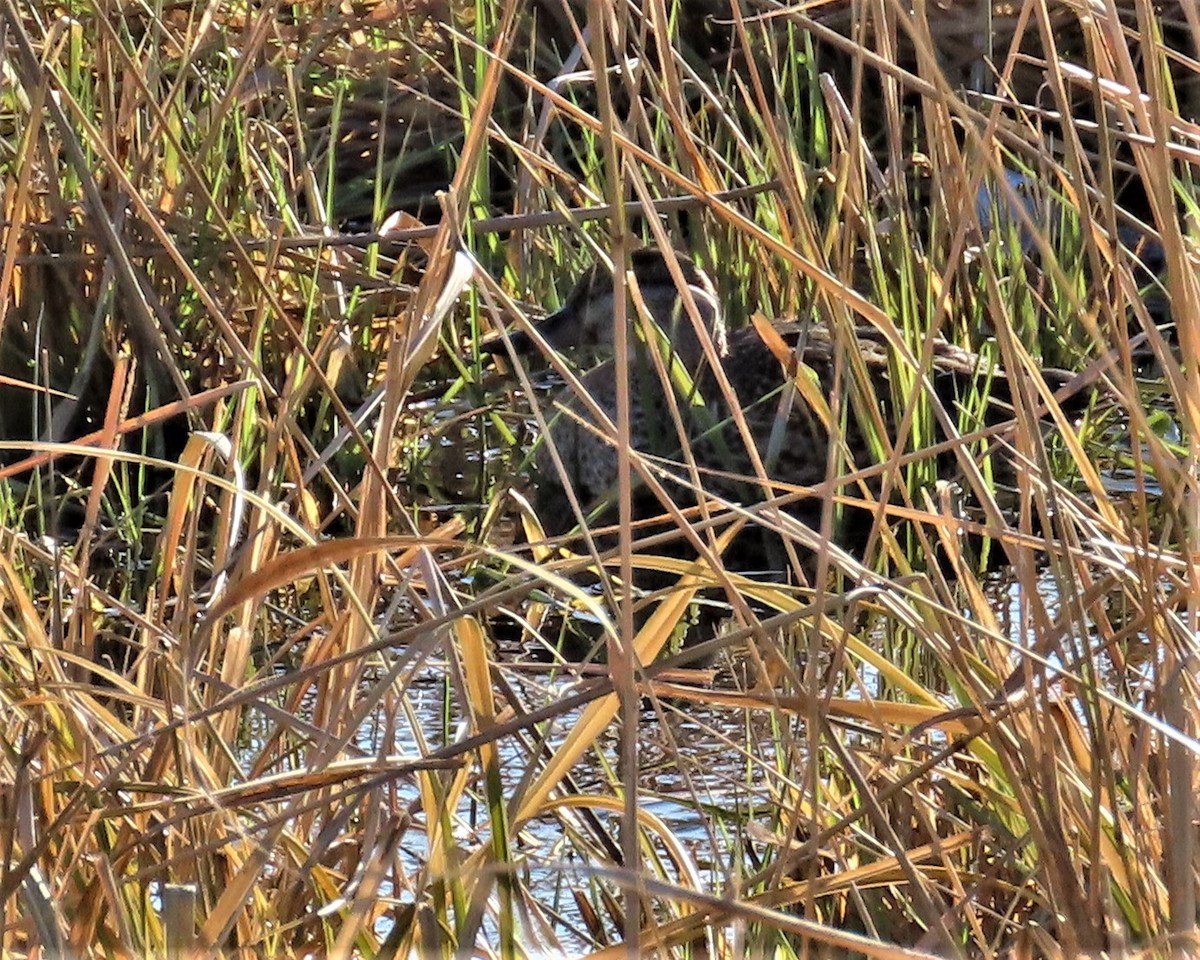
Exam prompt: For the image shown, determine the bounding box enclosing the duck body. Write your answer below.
[488,250,1076,578]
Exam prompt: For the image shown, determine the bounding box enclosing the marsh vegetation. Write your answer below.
[0,0,1196,956]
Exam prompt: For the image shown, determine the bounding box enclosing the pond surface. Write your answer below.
[310,372,1169,951]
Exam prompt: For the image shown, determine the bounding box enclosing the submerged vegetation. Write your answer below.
[0,0,1196,955]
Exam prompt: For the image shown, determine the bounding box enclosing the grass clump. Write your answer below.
[0,0,1195,956]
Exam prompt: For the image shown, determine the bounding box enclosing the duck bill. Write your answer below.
[481,306,568,358]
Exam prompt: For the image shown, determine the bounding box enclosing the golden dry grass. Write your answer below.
[0,0,1194,956]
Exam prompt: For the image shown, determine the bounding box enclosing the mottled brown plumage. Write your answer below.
[487,249,1076,579]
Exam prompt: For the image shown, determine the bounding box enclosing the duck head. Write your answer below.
[486,249,726,368]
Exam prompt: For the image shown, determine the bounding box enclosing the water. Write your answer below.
[282,378,1178,952]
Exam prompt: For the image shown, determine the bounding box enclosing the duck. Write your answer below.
[484,248,1085,582]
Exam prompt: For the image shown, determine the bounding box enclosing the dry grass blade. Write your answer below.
[509,554,712,832]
